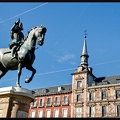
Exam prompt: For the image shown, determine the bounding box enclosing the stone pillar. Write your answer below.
[0,86,34,118]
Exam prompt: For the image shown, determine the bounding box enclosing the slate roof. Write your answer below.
[90,75,120,86]
[31,84,72,97]
[31,75,120,96]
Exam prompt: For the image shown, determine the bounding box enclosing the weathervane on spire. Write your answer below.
[84,29,88,38]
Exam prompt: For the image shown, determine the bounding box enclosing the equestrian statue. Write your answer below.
[0,18,47,87]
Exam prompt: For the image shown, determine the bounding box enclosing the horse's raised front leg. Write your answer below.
[25,65,36,83]
[0,69,8,79]
[16,62,22,87]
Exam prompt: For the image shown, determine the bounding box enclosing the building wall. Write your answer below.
[86,84,120,117]
[28,92,71,118]
[71,71,88,117]
[28,35,120,118]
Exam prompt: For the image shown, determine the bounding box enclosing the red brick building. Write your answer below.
[29,34,120,118]
[28,84,72,118]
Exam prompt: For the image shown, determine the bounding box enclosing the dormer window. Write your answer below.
[117,79,120,84]
[42,89,49,93]
[58,86,63,92]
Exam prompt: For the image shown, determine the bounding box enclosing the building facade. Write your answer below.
[28,84,72,118]
[71,35,120,117]
[28,34,120,118]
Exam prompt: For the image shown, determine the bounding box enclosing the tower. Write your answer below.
[71,31,96,117]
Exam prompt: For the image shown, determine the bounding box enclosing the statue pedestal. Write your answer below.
[0,86,34,118]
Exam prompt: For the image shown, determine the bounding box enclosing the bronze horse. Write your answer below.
[0,25,47,87]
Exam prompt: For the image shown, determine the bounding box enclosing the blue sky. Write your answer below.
[0,2,120,90]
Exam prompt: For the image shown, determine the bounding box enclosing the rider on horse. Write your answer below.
[9,18,24,60]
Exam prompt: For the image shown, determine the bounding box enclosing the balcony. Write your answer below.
[38,104,44,108]
[74,99,84,105]
[30,104,37,108]
[87,96,120,103]
[54,102,60,106]
[62,102,69,106]
[46,103,52,107]
[74,88,84,92]
[75,113,83,118]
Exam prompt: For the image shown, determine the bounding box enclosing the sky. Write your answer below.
[0,2,120,90]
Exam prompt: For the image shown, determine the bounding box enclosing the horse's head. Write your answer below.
[35,25,47,46]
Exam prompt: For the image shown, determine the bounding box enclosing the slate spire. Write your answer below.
[80,30,89,67]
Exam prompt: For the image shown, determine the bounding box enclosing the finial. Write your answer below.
[84,29,88,38]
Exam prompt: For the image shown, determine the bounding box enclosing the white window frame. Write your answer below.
[75,107,82,117]
[31,111,35,118]
[101,105,107,117]
[76,93,82,102]
[54,96,60,105]
[89,92,94,101]
[54,109,59,118]
[31,99,37,107]
[101,91,107,99]
[46,97,52,106]
[115,105,120,117]
[76,80,82,89]
[46,109,51,118]
[62,95,68,104]
[116,90,120,99]
[62,108,68,118]
[89,106,95,117]
[39,98,44,107]
[38,110,43,118]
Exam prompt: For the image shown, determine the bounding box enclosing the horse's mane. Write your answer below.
[24,26,40,41]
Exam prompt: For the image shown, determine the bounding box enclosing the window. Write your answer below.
[77,81,82,89]
[89,92,94,101]
[89,106,95,117]
[116,79,120,84]
[46,110,51,118]
[76,93,82,102]
[62,96,68,104]
[31,99,36,107]
[116,90,120,99]
[54,109,59,118]
[117,105,120,116]
[31,111,35,118]
[89,107,92,117]
[39,98,43,107]
[62,109,67,118]
[75,107,82,117]
[38,110,43,118]
[42,89,49,93]
[102,106,106,117]
[54,96,60,105]
[58,87,63,92]
[102,91,107,99]
[46,98,51,106]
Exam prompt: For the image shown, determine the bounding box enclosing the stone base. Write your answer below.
[0,86,34,118]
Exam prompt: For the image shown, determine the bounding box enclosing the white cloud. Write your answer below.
[57,54,75,63]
